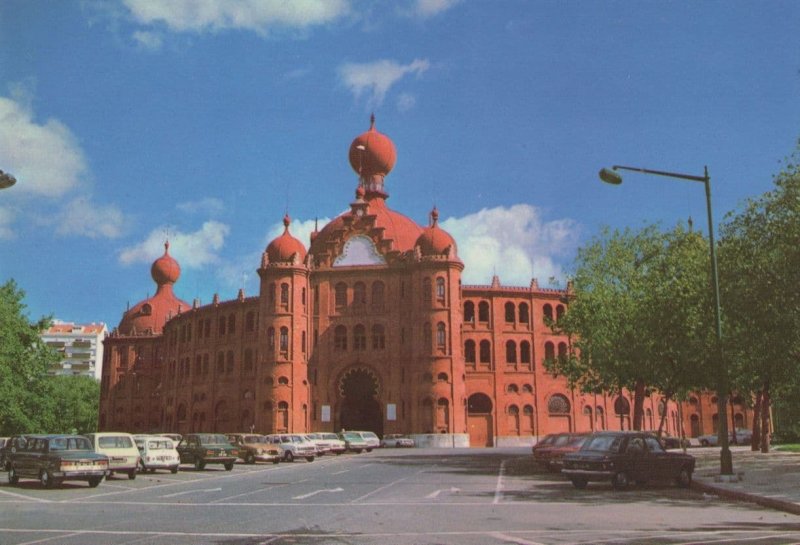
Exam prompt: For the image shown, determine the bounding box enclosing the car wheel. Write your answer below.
[353,449,362,454]
[171,466,179,474]
[305,456,315,462]
[139,460,147,473]
[366,448,372,453]
[700,439,710,447]
[8,467,18,485]
[88,477,102,488]
[194,459,205,471]
[272,459,280,465]
[40,470,54,489]
[612,471,630,490]
[676,466,693,488]
[128,470,136,480]
[224,462,234,471]
[571,478,587,489]
[245,453,255,464]
[284,451,294,463]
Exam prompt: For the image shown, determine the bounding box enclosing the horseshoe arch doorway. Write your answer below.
[338,368,383,436]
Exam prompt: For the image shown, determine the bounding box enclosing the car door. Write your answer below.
[643,436,670,481]
[177,438,192,463]
[624,436,649,482]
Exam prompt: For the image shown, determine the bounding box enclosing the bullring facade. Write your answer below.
[99,118,748,446]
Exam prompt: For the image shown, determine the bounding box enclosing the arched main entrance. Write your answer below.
[338,368,383,436]
[467,393,494,447]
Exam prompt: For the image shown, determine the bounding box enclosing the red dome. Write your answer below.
[416,208,457,257]
[266,215,307,263]
[119,241,189,335]
[151,241,180,285]
[348,115,396,178]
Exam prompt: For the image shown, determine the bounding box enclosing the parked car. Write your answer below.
[561,431,696,490]
[7,434,109,488]
[356,431,381,451]
[531,432,571,468]
[265,434,316,462]
[177,434,239,470]
[540,433,589,472]
[226,433,281,464]
[133,435,180,473]
[698,428,753,447]
[381,434,415,448]
[85,432,140,480]
[307,432,346,455]
[338,431,369,453]
[160,433,183,444]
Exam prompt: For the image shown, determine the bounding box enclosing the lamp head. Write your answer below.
[599,167,622,185]
[0,170,16,190]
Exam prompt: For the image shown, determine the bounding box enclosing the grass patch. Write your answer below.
[774,444,800,452]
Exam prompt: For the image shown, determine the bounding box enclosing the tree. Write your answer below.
[0,280,59,434]
[549,224,718,431]
[47,376,100,434]
[718,145,800,452]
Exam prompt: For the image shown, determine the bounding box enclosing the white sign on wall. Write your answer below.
[387,403,396,421]
[321,405,331,422]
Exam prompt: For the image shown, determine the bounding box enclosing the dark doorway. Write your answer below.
[339,368,383,435]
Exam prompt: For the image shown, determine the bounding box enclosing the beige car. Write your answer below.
[226,434,281,464]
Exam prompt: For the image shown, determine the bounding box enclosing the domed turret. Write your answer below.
[118,241,190,335]
[348,114,396,198]
[416,207,457,257]
[266,214,307,264]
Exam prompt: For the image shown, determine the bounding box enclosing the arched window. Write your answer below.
[507,384,519,393]
[520,341,531,364]
[280,283,290,308]
[522,384,533,393]
[277,401,289,431]
[548,394,570,414]
[464,301,475,323]
[218,316,226,336]
[371,324,385,350]
[278,376,289,385]
[353,282,366,306]
[335,282,347,310]
[543,304,553,322]
[519,303,529,324]
[371,281,385,310]
[245,311,255,332]
[216,352,224,374]
[614,396,630,416]
[279,327,289,354]
[353,324,367,350]
[479,340,491,363]
[505,302,515,323]
[267,327,275,350]
[556,304,565,320]
[558,342,568,362]
[436,398,450,432]
[302,331,307,353]
[505,340,517,363]
[437,372,448,382]
[228,314,236,334]
[464,340,476,363]
[435,277,445,300]
[244,348,253,373]
[596,406,606,430]
[436,322,446,350]
[544,341,555,362]
[334,325,347,350]
[268,283,276,307]
[422,277,432,305]
[478,301,490,322]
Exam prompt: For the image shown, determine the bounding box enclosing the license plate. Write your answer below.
[112,457,125,462]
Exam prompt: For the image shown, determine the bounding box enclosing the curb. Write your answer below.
[692,480,800,516]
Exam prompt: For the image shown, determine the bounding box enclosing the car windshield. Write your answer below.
[98,435,134,449]
[538,434,558,446]
[552,434,572,447]
[321,433,339,440]
[147,440,173,450]
[243,435,262,443]
[566,435,587,447]
[50,437,91,451]
[198,434,228,445]
[362,432,378,439]
[582,435,624,453]
[290,436,306,443]
[342,433,361,440]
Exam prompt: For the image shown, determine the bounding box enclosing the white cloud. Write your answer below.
[339,59,430,108]
[0,206,15,240]
[409,0,462,18]
[176,197,225,215]
[397,93,416,112]
[123,0,350,34]
[440,204,581,287]
[132,30,163,50]
[119,221,230,268]
[56,198,127,239]
[0,96,87,197]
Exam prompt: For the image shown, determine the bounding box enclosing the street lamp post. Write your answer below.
[599,164,733,476]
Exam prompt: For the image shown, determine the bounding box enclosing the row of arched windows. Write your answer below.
[333,324,387,351]
[194,311,258,341]
[421,277,447,305]
[334,281,385,311]
[543,341,568,363]
[463,301,566,326]
[464,339,533,365]
[268,283,306,311]
[174,348,259,383]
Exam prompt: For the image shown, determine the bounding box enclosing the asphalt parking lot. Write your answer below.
[2,448,799,545]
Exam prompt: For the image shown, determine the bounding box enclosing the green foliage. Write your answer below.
[0,279,99,435]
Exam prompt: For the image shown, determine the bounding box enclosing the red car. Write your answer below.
[532,433,588,472]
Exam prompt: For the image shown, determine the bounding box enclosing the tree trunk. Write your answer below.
[729,397,738,445]
[751,390,762,452]
[760,383,771,453]
[656,392,671,437]
[632,379,645,431]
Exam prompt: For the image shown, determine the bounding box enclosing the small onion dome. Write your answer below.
[266,214,307,263]
[415,207,457,257]
[151,241,180,285]
[348,114,397,179]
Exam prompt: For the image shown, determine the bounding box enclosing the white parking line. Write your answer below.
[0,488,52,503]
[350,468,426,503]
[488,532,547,545]
[493,460,506,504]
[209,483,288,503]
[16,531,83,545]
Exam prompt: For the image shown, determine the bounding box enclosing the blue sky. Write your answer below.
[1,0,799,329]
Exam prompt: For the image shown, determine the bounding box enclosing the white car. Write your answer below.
[265,434,316,462]
[85,432,140,480]
[306,433,346,455]
[356,431,381,452]
[381,434,415,448]
[134,435,179,474]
